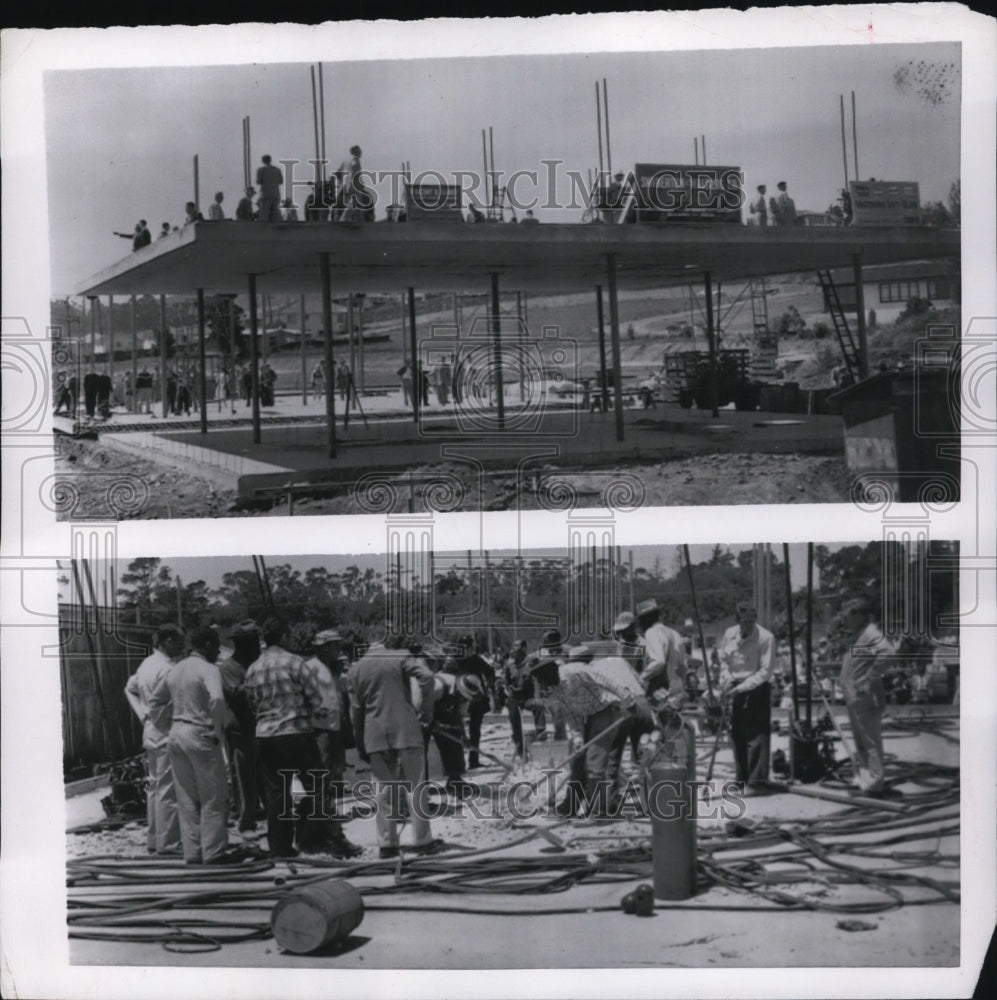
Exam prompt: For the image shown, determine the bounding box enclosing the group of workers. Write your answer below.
[124,593,893,863]
[747,181,798,227]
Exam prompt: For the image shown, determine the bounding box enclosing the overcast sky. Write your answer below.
[44,42,959,295]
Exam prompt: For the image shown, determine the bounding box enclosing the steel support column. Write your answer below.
[490,272,505,430]
[605,254,625,442]
[852,252,870,380]
[197,288,208,434]
[320,253,338,458]
[248,276,261,444]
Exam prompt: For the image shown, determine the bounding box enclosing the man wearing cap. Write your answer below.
[124,623,186,855]
[532,648,638,818]
[148,627,241,865]
[348,633,447,857]
[499,639,547,758]
[217,620,262,834]
[635,599,687,708]
[717,602,775,793]
[244,617,361,859]
[450,635,495,769]
[304,628,353,795]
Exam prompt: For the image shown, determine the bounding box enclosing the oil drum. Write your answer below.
[271,878,365,954]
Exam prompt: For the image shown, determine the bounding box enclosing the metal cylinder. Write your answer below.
[646,722,697,900]
[271,878,364,954]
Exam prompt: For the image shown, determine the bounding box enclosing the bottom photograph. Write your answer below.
[59,540,960,969]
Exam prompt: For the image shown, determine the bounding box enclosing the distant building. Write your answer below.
[822,259,958,321]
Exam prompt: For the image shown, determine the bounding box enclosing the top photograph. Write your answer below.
[46,41,962,520]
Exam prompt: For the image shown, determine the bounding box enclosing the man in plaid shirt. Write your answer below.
[244,617,361,859]
[531,647,648,818]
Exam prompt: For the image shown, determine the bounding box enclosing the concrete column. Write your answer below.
[704,270,719,417]
[300,293,308,405]
[197,288,207,434]
[490,272,505,430]
[357,293,366,390]
[605,254,625,442]
[129,295,137,414]
[248,276,261,444]
[159,294,168,419]
[88,296,96,366]
[408,286,419,424]
[596,284,608,412]
[107,294,114,385]
[852,252,870,380]
[320,252,338,458]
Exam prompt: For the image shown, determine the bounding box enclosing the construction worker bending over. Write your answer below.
[124,623,186,855]
[717,603,775,794]
[148,627,241,865]
[531,650,644,819]
[833,597,894,794]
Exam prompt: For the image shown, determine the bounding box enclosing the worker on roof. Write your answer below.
[749,184,768,226]
[256,155,284,223]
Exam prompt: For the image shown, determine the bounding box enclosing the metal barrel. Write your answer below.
[271,878,365,954]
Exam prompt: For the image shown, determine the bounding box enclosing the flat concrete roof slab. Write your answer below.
[76,221,960,297]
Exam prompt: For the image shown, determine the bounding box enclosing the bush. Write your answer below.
[900,296,933,319]
[812,322,830,340]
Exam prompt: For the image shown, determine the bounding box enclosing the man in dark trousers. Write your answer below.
[217,619,263,835]
[96,370,113,417]
[82,368,100,418]
[498,639,547,758]
[449,635,494,769]
[244,617,361,859]
[717,602,775,794]
[256,155,284,223]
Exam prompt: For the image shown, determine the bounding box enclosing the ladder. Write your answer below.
[815,269,862,384]
[750,276,769,336]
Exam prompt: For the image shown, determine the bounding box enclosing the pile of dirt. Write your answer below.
[255,452,853,517]
[55,436,237,520]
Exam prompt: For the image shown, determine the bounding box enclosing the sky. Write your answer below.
[43,42,960,295]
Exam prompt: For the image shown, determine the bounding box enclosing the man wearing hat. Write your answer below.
[244,617,361,859]
[217,619,263,834]
[532,647,638,818]
[304,628,354,797]
[533,629,568,740]
[450,635,495,769]
[635,599,687,708]
[498,639,547,758]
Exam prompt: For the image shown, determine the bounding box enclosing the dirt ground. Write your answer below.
[54,434,852,520]
[65,707,961,970]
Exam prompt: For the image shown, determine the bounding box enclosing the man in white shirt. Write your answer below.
[304,628,351,791]
[834,598,895,794]
[718,603,775,792]
[124,623,186,855]
[148,627,233,865]
[635,599,687,708]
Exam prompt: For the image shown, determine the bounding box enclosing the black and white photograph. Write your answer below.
[1,8,995,1000]
[60,539,960,968]
[41,33,963,519]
